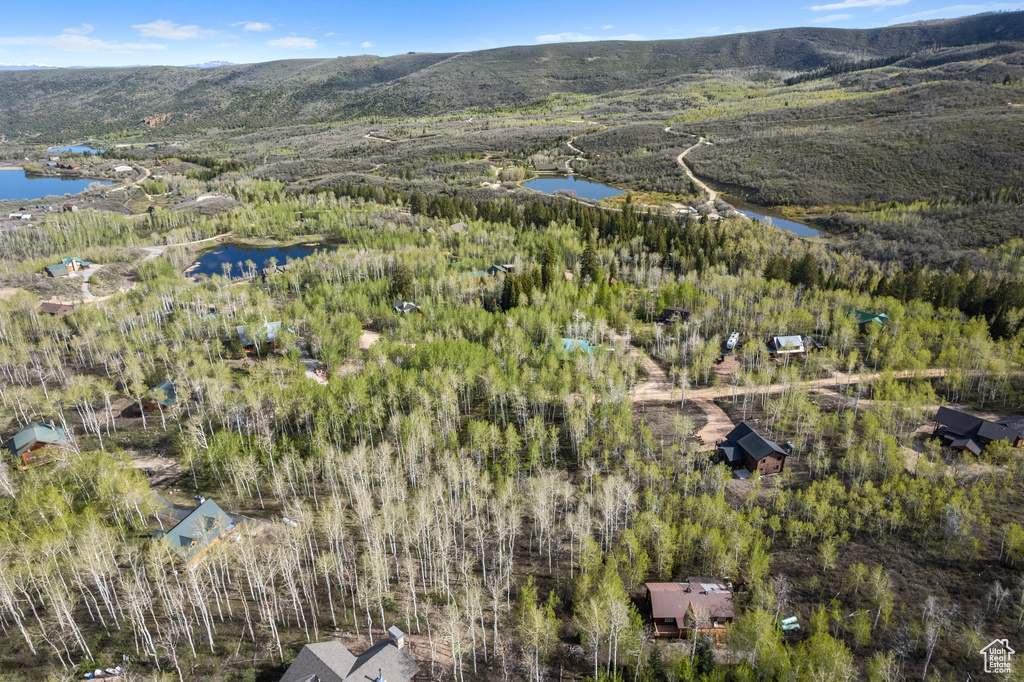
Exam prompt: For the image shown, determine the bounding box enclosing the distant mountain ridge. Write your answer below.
[0,63,57,71]
[1,11,1023,137]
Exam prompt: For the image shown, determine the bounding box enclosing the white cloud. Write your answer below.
[133,19,218,40]
[0,33,165,53]
[232,21,273,32]
[266,37,318,49]
[361,41,373,47]
[810,12,855,21]
[325,32,336,37]
[535,31,646,42]
[602,24,614,29]
[62,24,95,35]
[892,2,1023,21]
[808,0,911,10]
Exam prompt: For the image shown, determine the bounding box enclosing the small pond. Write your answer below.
[46,145,106,154]
[727,197,820,238]
[188,242,335,279]
[0,171,112,202]
[523,175,624,202]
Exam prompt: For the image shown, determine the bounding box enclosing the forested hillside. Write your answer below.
[2,12,1024,138]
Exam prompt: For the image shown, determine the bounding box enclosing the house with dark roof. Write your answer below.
[646,579,735,641]
[715,422,788,477]
[658,307,691,324]
[8,421,69,468]
[393,300,420,315]
[152,498,235,568]
[141,381,178,413]
[932,406,1024,455]
[279,627,420,682]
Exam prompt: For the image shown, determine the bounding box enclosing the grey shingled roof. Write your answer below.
[934,406,1024,452]
[280,642,356,682]
[280,640,419,682]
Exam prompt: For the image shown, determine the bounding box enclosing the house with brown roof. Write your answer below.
[646,579,735,642]
[39,302,75,317]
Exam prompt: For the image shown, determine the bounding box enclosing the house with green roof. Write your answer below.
[7,421,68,468]
[44,257,90,278]
[141,380,177,413]
[559,338,596,353]
[236,321,293,349]
[853,310,889,333]
[153,498,236,568]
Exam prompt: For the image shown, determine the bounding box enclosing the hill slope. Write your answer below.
[2,11,1024,137]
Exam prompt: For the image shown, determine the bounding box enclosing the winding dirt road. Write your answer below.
[674,136,718,202]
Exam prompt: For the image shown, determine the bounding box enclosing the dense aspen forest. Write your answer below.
[0,172,1023,681]
[1,10,1024,682]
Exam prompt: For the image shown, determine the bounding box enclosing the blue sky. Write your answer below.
[0,0,1021,67]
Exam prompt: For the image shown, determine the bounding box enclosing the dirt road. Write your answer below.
[630,349,949,446]
[675,136,718,203]
[635,367,948,404]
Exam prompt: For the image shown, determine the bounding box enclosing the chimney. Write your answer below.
[388,625,405,649]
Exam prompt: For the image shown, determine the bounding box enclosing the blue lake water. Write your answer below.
[726,197,820,237]
[189,242,335,279]
[523,176,624,201]
[0,171,112,202]
[46,145,106,154]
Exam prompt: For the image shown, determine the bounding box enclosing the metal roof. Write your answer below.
[9,422,67,457]
[152,499,234,565]
[236,321,286,346]
[145,381,177,408]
